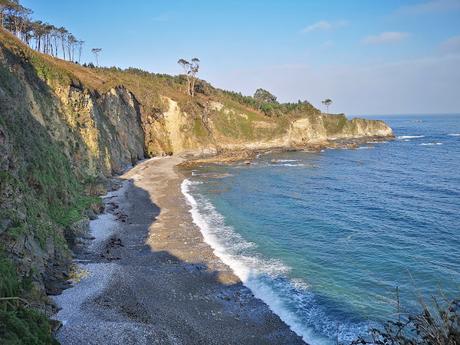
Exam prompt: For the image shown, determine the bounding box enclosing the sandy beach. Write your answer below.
[53,156,305,345]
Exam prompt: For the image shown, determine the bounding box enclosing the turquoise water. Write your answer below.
[181,114,460,344]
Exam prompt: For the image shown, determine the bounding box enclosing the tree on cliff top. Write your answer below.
[91,48,102,66]
[0,0,83,62]
[254,88,277,104]
[322,98,332,113]
[177,58,200,97]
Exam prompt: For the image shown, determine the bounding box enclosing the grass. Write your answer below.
[192,117,209,138]
[322,114,348,135]
[49,195,101,228]
[0,257,58,345]
[349,290,459,345]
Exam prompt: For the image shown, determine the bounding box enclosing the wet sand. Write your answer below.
[53,156,305,345]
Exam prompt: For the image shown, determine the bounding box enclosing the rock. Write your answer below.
[67,218,90,238]
[84,208,98,220]
[49,319,62,333]
[0,218,12,235]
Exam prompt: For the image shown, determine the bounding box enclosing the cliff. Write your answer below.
[0,28,392,342]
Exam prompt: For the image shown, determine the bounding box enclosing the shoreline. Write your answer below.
[178,136,393,168]
[52,156,305,344]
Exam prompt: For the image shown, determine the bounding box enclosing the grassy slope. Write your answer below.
[1,29,350,154]
[0,30,317,146]
[1,30,102,344]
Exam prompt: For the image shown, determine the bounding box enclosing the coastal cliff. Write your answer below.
[0,28,392,342]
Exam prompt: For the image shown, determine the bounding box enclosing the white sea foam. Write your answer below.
[397,135,425,140]
[278,163,306,167]
[448,133,460,136]
[181,179,339,345]
[420,142,443,146]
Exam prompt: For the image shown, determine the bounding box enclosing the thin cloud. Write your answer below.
[440,35,460,53]
[362,32,410,45]
[152,13,171,22]
[302,20,348,33]
[395,0,460,15]
[320,40,334,49]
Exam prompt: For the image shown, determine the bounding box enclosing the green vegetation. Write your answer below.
[0,257,57,345]
[177,58,200,97]
[49,195,101,228]
[254,88,278,104]
[322,114,348,135]
[0,25,104,344]
[351,297,459,345]
[221,88,320,118]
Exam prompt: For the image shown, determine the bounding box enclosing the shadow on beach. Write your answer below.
[54,162,306,345]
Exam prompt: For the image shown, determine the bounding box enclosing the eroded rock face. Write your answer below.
[54,84,145,176]
[0,44,145,309]
[287,114,393,146]
[141,99,393,156]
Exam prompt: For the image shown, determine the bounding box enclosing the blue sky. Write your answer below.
[23,0,460,115]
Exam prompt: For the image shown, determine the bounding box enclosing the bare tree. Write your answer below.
[177,57,200,96]
[189,58,200,97]
[1,1,85,63]
[78,40,84,63]
[91,48,102,66]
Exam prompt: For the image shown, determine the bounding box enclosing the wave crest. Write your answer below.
[397,135,425,139]
[181,179,369,344]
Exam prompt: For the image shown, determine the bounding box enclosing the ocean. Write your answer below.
[181,114,460,344]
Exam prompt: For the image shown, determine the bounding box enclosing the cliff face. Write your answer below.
[0,32,146,313]
[0,28,392,322]
[153,100,393,153]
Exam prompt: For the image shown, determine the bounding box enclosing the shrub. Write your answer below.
[0,257,57,345]
[351,297,460,345]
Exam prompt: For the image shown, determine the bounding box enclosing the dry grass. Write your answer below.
[351,295,459,345]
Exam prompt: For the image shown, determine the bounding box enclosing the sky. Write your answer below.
[22,0,460,115]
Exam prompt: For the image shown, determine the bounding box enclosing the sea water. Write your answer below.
[181,114,460,344]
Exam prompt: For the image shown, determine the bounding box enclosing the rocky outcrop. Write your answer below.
[147,99,393,155]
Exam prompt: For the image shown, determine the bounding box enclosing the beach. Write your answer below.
[53,156,304,345]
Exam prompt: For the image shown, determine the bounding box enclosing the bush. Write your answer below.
[0,308,58,345]
[351,297,460,345]
[0,257,57,345]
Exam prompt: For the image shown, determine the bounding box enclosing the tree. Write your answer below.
[322,99,332,113]
[91,48,102,66]
[177,57,200,96]
[254,88,277,104]
[77,40,84,63]
[0,1,84,62]
[57,26,68,59]
[0,0,11,28]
